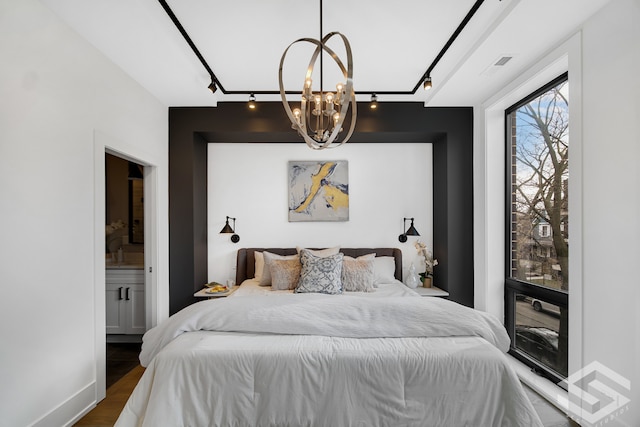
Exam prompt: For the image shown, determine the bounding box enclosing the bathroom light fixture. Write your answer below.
[220,216,240,243]
[248,93,256,110]
[398,217,420,242]
[278,0,356,150]
[370,93,378,110]
[423,76,432,91]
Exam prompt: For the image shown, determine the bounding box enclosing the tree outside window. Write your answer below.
[507,74,569,378]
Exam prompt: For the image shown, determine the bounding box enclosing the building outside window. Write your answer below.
[505,73,569,383]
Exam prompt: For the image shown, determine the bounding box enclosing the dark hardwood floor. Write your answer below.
[105,342,141,389]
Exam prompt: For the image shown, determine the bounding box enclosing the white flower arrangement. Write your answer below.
[414,240,438,278]
[106,220,126,253]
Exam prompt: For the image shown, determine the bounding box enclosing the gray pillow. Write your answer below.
[295,249,344,294]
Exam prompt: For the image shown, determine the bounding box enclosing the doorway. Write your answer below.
[94,131,161,402]
[105,153,146,386]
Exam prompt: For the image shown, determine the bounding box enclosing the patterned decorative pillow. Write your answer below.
[260,252,300,286]
[342,253,376,292]
[270,258,302,290]
[295,249,344,294]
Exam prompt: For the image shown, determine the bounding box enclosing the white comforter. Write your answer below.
[117,294,542,427]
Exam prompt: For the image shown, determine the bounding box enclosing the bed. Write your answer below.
[116,247,542,427]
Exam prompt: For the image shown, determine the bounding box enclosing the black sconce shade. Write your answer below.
[398,217,420,242]
[220,216,240,243]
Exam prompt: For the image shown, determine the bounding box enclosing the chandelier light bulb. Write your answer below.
[326,92,334,104]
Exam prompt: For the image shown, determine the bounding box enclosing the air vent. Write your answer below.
[494,56,513,66]
[480,53,516,76]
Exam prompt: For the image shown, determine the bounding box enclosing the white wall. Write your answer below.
[475,0,639,425]
[580,0,639,424]
[208,143,433,284]
[0,1,168,426]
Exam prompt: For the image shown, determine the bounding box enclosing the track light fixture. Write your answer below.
[370,93,378,110]
[248,93,256,110]
[423,76,432,91]
[208,79,217,94]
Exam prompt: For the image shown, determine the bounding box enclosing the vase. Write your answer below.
[405,263,420,289]
[422,277,432,288]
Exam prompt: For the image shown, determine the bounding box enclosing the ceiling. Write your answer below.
[40,0,611,107]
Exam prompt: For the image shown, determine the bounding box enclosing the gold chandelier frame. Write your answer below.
[278,32,357,150]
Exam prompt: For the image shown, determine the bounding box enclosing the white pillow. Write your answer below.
[373,256,396,285]
[296,246,340,257]
[254,251,264,281]
[260,252,300,286]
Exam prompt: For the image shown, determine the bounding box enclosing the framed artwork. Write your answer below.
[288,160,349,222]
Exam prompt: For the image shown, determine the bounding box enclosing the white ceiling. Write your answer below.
[40,0,611,107]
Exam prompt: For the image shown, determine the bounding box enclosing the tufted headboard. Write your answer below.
[235,248,403,285]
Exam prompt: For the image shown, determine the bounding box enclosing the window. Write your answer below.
[505,73,569,384]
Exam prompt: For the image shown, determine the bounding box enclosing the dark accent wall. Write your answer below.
[169,102,473,314]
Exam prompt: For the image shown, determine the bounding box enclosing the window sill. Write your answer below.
[506,354,569,414]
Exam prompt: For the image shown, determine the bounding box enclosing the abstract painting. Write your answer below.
[288,160,349,222]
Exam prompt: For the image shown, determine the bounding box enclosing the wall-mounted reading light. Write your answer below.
[248,93,256,110]
[398,217,420,242]
[220,216,240,243]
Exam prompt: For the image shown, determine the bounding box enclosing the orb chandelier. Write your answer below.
[278,1,356,150]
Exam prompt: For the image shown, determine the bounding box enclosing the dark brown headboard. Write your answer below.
[236,248,403,285]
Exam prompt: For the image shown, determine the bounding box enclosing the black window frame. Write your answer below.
[504,72,569,386]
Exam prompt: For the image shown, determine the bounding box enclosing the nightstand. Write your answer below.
[194,286,239,299]
[413,286,449,297]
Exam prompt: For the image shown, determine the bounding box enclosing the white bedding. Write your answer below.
[117,291,542,427]
[232,278,420,298]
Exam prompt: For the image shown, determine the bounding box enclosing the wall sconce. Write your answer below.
[398,217,420,242]
[220,216,240,243]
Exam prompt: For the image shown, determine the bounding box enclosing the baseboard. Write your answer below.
[28,382,96,427]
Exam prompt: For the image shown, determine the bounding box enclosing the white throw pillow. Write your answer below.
[254,251,264,281]
[296,246,340,257]
[373,256,396,285]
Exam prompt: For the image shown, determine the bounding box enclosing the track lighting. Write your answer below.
[423,76,432,91]
[208,79,217,94]
[248,93,256,110]
[370,93,378,110]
